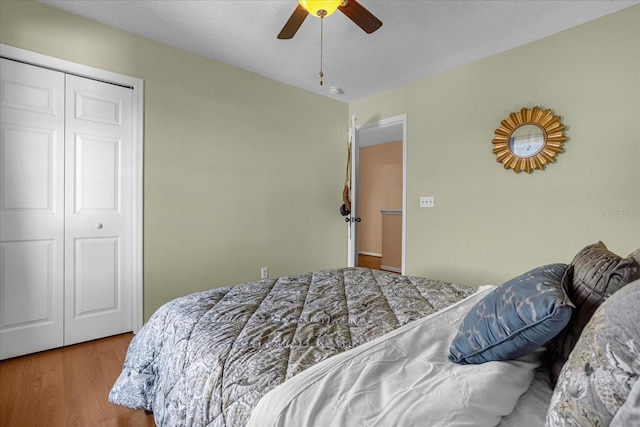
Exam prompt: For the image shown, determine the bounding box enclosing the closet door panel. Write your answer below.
[1,240,55,325]
[64,74,133,345]
[1,126,56,211]
[0,59,65,359]
[72,236,119,316]
[74,133,120,211]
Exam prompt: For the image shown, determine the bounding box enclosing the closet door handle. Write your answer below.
[95,223,103,229]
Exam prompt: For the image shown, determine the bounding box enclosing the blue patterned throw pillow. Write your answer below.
[449,264,574,364]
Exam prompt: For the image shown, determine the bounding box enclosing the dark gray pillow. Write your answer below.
[547,242,640,386]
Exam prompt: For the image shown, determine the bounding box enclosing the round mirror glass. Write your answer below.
[509,124,545,158]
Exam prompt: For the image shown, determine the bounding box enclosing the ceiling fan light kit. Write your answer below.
[299,0,342,18]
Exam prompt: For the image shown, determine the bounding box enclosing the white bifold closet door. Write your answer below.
[0,58,133,359]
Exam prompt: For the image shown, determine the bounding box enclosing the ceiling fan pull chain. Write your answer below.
[319,16,324,85]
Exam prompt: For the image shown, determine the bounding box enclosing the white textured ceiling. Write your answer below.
[39,0,639,103]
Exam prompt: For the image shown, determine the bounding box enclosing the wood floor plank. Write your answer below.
[38,362,65,427]
[0,357,23,425]
[0,333,156,427]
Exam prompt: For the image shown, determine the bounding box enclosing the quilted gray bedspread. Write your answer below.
[109,267,474,427]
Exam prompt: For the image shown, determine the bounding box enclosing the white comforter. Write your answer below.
[247,287,545,427]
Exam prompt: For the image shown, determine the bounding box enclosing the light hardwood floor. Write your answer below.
[0,333,156,427]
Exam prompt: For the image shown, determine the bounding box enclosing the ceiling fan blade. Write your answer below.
[278,4,309,39]
[338,0,382,34]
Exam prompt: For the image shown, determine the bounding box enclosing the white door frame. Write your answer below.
[1,44,144,332]
[349,113,408,274]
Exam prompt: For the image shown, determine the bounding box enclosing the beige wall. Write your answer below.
[351,5,640,286]
[1,0,349,319]
[358,141,403,255]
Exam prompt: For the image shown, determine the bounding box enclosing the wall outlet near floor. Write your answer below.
[261,267,269,279]
[419,196,435,208]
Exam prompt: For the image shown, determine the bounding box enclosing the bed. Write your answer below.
[110,242,640,427]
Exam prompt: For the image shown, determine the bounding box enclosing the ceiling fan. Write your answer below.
[278,0,383,40]
[278,1,383,86]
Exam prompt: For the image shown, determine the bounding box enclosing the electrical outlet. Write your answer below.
[261,267,268,279]
[419,196,434,208]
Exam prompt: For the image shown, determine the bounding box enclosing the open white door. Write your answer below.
[347,114,360,267]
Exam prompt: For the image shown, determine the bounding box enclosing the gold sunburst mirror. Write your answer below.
[492,106,567,173]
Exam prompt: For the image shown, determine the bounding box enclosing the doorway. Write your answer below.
[348,114,407,274]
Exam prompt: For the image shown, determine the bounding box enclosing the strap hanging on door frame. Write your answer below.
[340,135,352,216]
